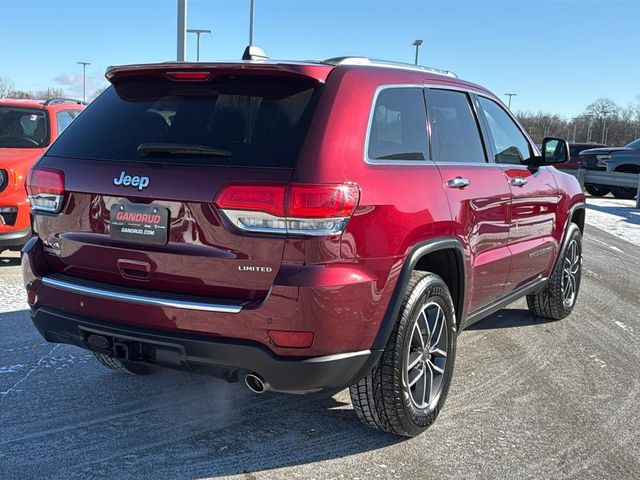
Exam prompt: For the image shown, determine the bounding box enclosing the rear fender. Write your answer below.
[371,238,465,350]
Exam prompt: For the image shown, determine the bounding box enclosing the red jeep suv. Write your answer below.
[22,54,585,437]
[0,98,84,253]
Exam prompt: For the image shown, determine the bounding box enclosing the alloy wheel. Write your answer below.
[561,238,581,308]
[405,301,448,409]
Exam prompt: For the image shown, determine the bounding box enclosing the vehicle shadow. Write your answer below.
[466,308,545,330]
[587,201,640,225]
[0,253,21,267]
[2,307,405,478]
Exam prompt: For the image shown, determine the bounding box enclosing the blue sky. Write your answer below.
[1,0,638,116]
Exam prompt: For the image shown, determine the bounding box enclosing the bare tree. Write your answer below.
[0,76,14,98]
[7,90,35,99]
[34,87,66,99]
[88,86,108,102]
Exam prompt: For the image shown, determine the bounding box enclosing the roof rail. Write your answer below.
[43,97,86,106]
[322,57,458,78]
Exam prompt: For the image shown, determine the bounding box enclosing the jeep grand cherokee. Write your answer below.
[22,53,585,437]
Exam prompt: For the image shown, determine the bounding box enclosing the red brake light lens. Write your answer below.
[26,168,64,196]
[26,168,65,213]
[215,184,286,217]
[165,71,211,81]
[287,184,359,218]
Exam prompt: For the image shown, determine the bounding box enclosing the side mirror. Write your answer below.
[541,137,569,164]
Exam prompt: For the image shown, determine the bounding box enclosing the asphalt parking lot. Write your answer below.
[1,204,639,480]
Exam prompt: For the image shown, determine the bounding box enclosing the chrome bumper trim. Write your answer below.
[41,276,243,313]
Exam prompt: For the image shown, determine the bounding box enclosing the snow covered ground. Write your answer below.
[585,196,640,246]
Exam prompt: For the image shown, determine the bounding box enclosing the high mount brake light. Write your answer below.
[215,183,360,236]
[165,71,211,81]
[26,168,65,213]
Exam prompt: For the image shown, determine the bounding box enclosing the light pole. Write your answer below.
[572,117,578,142]
[601,110,610,144]
[249,0,255,44]
[77,61,91,103]
[586,114,594,142]
[177,0,187,61]
[504,93,517,110]
[412,40,423,65]
[187,28,212,61]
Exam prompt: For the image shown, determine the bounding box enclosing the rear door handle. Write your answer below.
[511,177,528,187]
[448,177,471,189]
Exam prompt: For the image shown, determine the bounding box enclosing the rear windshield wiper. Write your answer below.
[137,143,232,157]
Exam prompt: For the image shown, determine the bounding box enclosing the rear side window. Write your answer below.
[367,88,429,161]
[47,75,321,168]
[478,97,532,165]
[426,89,486,163]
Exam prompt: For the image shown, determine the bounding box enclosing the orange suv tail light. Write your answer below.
[26,168,65,213]
[215,183,360,236]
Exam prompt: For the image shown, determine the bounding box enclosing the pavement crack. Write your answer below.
[0,343,60,399]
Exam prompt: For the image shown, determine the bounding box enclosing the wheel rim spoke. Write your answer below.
[430,308,445,348]
[407,351,422,370]
[408,365,425,388]
[424,362,433,405]
[429,360,445,375]
[429,346,447,358]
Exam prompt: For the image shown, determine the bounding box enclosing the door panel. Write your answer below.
[438,165,512,312]
[503,166,560,291]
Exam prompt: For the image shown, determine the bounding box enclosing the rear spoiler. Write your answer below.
[105,62,334,84]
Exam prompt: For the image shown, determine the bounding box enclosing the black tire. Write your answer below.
[585,184,610,197]
[527,223,582,320]
[93,352,155,375]
[349,271,457,437]
[610,186,637,200]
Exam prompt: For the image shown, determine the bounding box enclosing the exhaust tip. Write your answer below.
[244,373,267,394]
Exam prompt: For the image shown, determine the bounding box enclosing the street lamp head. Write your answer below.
[413,39,423,46]
[187,28,212,34]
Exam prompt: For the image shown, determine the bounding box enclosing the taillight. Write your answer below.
[215,183,360,236]
[26,168,65,213]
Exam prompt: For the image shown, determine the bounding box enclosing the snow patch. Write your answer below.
[585,197,640,247]
[0,365,25,374]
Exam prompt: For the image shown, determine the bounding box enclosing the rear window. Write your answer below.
[0,107,49,148]
[47,74,321,168]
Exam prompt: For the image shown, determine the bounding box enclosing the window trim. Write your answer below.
[364,83,535,168]
[364,84,431,165]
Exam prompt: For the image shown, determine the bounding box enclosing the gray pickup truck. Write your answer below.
[580,138,640,198]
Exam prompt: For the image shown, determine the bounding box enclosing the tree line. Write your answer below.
[0,76,105,102]
[516,97,640,147]
[0,76,66,100]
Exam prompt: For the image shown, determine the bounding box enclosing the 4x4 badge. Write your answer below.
[113,171,150,191]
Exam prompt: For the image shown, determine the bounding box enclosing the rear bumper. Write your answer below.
[23,236,400,357]
[0,226,31,249]
[31,307,381,392]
